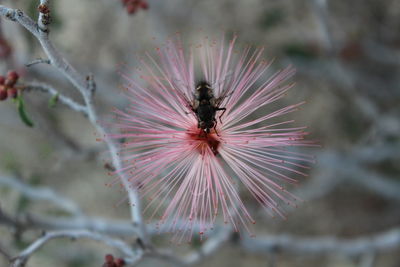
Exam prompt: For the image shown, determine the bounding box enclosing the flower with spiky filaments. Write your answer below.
[110,34,314,242]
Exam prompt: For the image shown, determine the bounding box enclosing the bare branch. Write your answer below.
[0,6,39,37]
[0,175,83,216]
[310,0,334,52]
[21,82,88,115]
[318,152,400,201]
[183,227,232,265]
[241,228,400,256]
[10,230,136,267]
[25,58,50,67]
[24,214,141,237]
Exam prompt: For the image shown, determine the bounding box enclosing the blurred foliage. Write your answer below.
[48,93,59,108]
[337,108,370,143]
[283,43,319,60]
[190,236,203,249]
[1,152,20,173]
[16,174,42,214]
[46,208,74,217]
[258,7,285,31]
[372,161,400,179]
[38,143,54,161]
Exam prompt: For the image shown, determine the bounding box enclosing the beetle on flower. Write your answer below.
[110,34,314,242]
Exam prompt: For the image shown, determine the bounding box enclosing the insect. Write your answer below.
[190,80,227,134]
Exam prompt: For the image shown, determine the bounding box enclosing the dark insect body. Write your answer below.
[191,81,226,134]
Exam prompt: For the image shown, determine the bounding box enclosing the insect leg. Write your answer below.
[216,107,226,123]
[213,118,220,136]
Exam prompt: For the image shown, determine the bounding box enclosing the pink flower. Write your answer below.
[111,34,314,242]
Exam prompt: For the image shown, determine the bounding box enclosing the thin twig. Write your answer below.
[241,227,400,256]
[318,152,400,201]
[310,0,334,53]
[10,230,136,267]
[0,175,83,216]
[25,58,50,67]
[183,227,232,265]
[21,82,88,115]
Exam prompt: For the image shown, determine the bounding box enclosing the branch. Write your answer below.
[183,227,232,265]
[0,7,39,37]
[241,227,400,256]
[21,82,88,115]
[25,58,50,67]
[23,214,142,237]
[293,149,400,203]
[1,211,193,239]
[10,230,136,267]
[0,175,83,216]
[309,0,334,52]
[0,3,149,245]
[0,175,145,237]
[318,152,400,201]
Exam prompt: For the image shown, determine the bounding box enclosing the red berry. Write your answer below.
[121,0,130,5]
[139,1,148,9]
[115,258,125,266]
[105,254,114,263]
[7,70,19,81]
[0,89,7,101]
[8,88,18,99]
[0,76,5,85]
[5,78,17,87]
[126,4,138,14]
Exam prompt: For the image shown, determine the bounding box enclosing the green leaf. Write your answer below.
[48,93,59,108]
[17,95,34,127]
[16,196,30,213]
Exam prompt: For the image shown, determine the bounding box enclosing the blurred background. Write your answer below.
[0,0,399,266]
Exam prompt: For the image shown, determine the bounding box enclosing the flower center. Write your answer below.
[186,128,221,156]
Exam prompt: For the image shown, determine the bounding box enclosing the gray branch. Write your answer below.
[22,82,88,115]
[10,230,136,267]
[241,228,400,256]
[0,175,83,216]
[0,3,148,245]
[183,227,232,265]
[25,58,51,67]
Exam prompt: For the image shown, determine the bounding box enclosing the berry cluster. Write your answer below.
[121,0,148,15]
[102,254,125,267]
[0,71,20,101]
